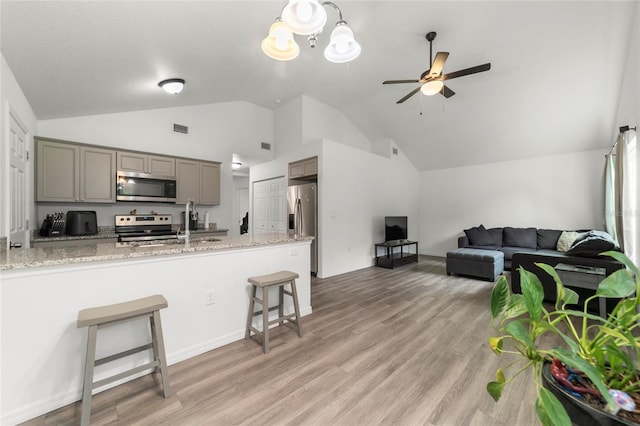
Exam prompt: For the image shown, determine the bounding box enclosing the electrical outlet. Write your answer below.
[205,290,215,305]
[290,248,300,256]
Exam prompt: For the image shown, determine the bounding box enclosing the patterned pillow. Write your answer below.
[556,231,583,253]
[566,230,619,257]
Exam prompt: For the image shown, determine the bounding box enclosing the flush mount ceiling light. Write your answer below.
[158,78,185,94]
[262,0,360,64]
[232,162,243,170]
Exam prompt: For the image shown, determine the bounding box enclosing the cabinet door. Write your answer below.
[148,155,176,177]
[289,162,304,179]
[199,162,220,205]
[303,158,318,176]
[80,146,116,203]
[176,159,199,203]
[252,180,268,234]
[117,151,147,173]
[36,140,79,202]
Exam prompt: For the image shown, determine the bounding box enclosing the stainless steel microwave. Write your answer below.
[116,171,177,203]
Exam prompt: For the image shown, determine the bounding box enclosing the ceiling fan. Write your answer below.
[383,32,491,104]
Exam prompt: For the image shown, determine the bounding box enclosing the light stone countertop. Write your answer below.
[1,233,312,271]
[30,227,229,243]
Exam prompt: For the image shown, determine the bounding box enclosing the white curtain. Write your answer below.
[605,130,638,264]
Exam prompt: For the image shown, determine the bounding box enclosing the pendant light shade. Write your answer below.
[261,20,300,61]
[158,78,185,94]
[324,22,361,63]
[282,0,327,35]
[421,80,444,96]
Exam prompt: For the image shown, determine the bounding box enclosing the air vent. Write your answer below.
[392,147,398,155]
[261,142,271,151]
[173,123,188,134]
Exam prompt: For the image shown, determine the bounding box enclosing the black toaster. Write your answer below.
[65,211,98,236]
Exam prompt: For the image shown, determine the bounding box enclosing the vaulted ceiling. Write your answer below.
[1,1,637,171]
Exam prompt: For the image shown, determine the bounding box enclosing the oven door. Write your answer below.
[116,171,176,203]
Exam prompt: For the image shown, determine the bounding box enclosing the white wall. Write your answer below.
[37,102,274,229]
[274,96,302,157]
[302,95,372,152]
[320,139,420,277]
[419,149,609,256]
[0,53,38,242]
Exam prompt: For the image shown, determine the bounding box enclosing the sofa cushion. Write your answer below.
[464,224,494,246]
[500,246,538,261]
[557,231,583,252]
[566,230,619,257]
[503,227,537,249]
[487,227,504,246]
[537,229,563,250]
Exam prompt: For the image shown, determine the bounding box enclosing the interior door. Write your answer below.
[9,107,30,249]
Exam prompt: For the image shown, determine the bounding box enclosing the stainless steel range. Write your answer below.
[115,214,177,242]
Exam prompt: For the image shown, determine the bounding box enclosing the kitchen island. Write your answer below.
[0,234,312,425]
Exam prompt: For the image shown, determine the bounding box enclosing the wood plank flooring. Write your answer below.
[22,256,544,425]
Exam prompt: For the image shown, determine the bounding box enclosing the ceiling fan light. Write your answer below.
[282,0,327,35]
[262,21,300,61]
[158,78,185,94]
[324,22,361,63]
[420,80,444,96]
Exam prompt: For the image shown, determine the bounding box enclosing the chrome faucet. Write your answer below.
[178,198,194,242]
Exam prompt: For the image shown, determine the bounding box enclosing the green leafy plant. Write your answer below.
[488,251,640,426]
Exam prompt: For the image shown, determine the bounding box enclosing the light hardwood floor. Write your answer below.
[22,256,543,426]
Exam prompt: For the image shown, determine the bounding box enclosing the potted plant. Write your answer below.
[487,251,640,426]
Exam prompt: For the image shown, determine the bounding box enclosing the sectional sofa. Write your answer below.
[450,225,624,311]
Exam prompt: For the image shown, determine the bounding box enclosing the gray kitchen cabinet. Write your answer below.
[176,159,220,205]
[199,162,220,205]
[289,156,318,179]
[117,151,175,176]
[36,138,116,203]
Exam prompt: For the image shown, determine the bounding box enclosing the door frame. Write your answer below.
[5,102,32,249]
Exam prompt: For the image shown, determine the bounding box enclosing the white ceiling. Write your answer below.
[1,1,637,171]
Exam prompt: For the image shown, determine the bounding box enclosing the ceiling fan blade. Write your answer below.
[397,87,421,104]
[429,52,449,76]
[383,79,420,85]
[441,85,455,98]
[441,63,491,81]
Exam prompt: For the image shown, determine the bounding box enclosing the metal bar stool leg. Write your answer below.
[80,324,98,426]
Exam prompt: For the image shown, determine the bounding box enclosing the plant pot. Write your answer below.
[542,362,638,426]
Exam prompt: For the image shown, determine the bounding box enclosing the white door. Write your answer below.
[9,107,30,249]
[252,176,286,235]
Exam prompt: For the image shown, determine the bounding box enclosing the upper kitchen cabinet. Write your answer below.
[176,159,221,205]
[117,151,176,177]
[289,156,318,180]
[36,138,116,203]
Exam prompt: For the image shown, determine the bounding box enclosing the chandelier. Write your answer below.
[261,0,361,63]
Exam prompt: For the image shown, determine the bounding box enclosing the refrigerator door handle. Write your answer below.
[295,198,302,236]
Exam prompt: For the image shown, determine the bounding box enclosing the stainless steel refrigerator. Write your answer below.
[288,182,317,275]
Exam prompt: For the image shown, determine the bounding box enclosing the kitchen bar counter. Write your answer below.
[3,232,296,270]
[1,234,312,425]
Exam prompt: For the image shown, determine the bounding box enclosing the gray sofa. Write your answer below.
[456,225,625,312]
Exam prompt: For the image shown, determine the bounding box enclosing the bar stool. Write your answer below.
[245,271,303,353]
[77,294,172,426]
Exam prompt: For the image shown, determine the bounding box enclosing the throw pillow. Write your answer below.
[566,230,619,257]
[556,231,583,252]
[537,229,563,250]
[464,224,494,246]
[503,227,537,249]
